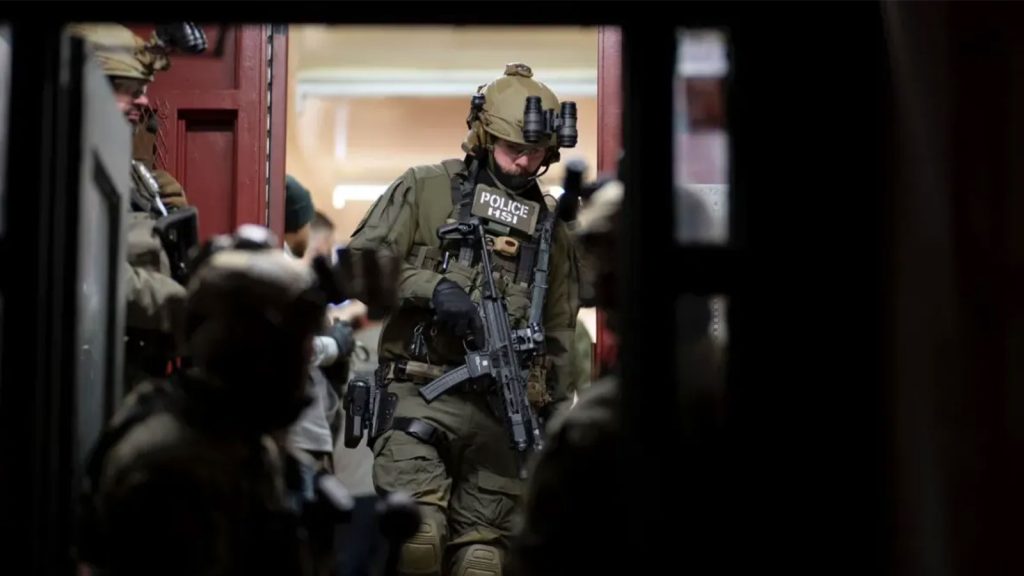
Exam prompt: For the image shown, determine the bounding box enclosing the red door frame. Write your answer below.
[267,26,288,239]
[595,26,623,377]
[127,24,286,241]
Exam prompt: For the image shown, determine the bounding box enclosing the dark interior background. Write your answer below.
[4,2,1024,574]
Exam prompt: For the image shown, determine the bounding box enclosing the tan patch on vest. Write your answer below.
[527,361,552,408]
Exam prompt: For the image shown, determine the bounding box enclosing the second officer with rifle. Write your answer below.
[346,63,581,576]
[68,22,206,390]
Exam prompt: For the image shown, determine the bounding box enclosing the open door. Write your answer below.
[1,26,132,573]
[127,23,288,241]
[70,36,132,474]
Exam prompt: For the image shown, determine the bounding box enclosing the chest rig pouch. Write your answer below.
[399,159,556,409]
[442,182,542,327]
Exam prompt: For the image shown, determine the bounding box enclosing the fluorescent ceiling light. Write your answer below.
[677,30,729,78]
[333,184,389,210]
[297,68,597,101]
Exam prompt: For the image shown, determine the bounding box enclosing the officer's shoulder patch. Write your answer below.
[412,160,461,182]
[439,158,466,178]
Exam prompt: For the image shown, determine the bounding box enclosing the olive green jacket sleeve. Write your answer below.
[541,221,582,418]
[348,169,444,306]
[152,169,188,210]
[124,212,186,333]
[571,322,594,396]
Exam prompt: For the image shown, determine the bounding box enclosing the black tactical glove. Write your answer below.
[431,278,483,343]
[327,319,355,359]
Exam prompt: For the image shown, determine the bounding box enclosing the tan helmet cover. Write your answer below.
[576,179,624,239]
[462,62,563,164]
[66,23,170,82]
[574,179,623,309]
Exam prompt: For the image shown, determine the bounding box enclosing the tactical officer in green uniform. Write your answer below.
[542,193,594,402]
[76,226,326,576]
[507,179,725,576]
[68,23,202,388]
[347,63,581,576]
[505,178,623,576]
[571,321,594,399]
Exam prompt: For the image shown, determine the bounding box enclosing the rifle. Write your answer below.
[515,158,588,356]
[152,207,199,286]
[416,160,591,456]
[131,160,199,285]
[418,218,544,454]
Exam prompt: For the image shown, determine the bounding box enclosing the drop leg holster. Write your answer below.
[344,368,455,459]
[343,364,398,450]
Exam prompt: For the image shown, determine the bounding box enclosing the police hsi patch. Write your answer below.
[471,184,540,236]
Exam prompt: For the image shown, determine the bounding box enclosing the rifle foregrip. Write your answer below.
[419,365,471,402]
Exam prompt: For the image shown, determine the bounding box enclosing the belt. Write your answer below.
[384,359,458,384]
[392,417,449,448]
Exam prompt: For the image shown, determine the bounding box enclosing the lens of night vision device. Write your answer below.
[471,93,486,113]
[523,95,545,143]
[467,93,486,128]
[558,101,578,148]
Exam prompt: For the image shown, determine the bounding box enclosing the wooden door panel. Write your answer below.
[144,26,239,91]
[598,27,623,178]
[127,24,274,242]
[268,27,288,238]
[180,112,238,238]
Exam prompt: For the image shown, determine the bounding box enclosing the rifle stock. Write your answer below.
[417,354,492,402]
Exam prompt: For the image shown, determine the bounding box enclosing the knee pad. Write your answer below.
[398,506,446,576]
[451,544,503,576]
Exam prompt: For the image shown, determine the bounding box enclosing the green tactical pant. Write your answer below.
[372,380,523,574]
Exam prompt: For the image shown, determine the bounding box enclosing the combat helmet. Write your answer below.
[462,62,578,167]
[575,178,623,309]
[182,225,326,432]
[65,23,171,83]
[67,22,207,83]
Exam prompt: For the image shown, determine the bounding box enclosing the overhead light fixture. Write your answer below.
[297,68,597,105]
[677,30,729,78]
